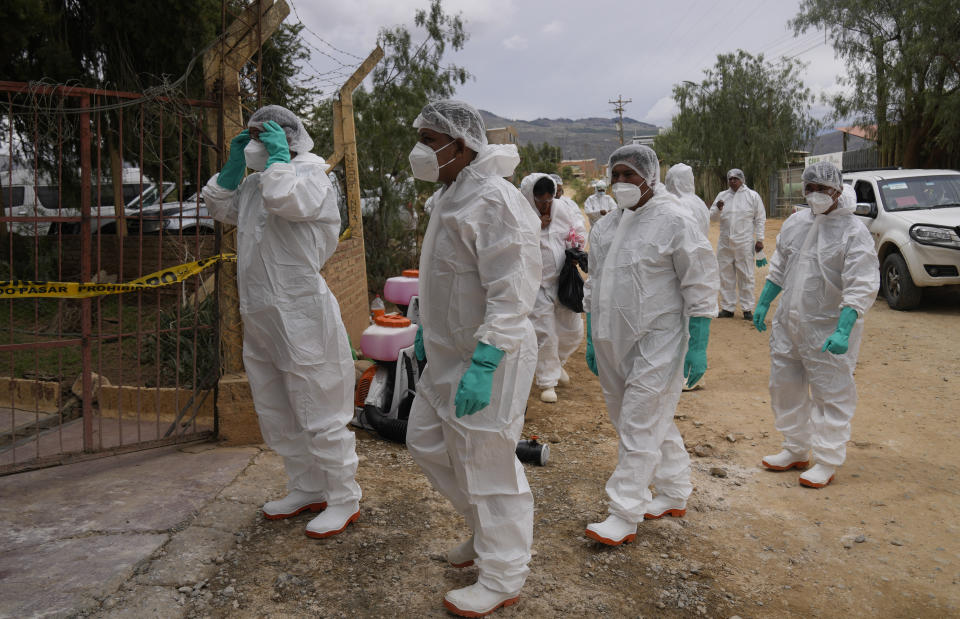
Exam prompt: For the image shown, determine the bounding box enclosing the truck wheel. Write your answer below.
[882,253,922,310]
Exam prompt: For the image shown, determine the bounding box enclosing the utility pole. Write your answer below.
[609,94,632,145]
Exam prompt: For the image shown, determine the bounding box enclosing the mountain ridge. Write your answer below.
[479,110,659,165]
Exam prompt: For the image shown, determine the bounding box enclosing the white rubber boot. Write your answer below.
[643,495,687,520]
[305,501,360,539]
[262,491,327,520]
[799,464,836,488]
[446,535,477,568]
[585,514,637,546]
[443,582,520,617]
[761,449,810,471]
[539,388,558,403]
[558,368,570,386]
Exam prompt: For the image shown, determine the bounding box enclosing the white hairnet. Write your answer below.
[665,163,696,197]
[726,168,745,182]
[549,173,563,186]
[595,180,607,190]
[248,105,314,153]
[608,144,660,187]
[802,161,843,191]
[412,100,488,153]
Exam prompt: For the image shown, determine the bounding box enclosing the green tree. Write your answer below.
[514,142,564,180]
[0,1,310,201]
[654,50,818,201]
[307,0,469,295]
[791,0,960,168]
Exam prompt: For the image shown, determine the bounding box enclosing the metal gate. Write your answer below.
[1,82,222,474]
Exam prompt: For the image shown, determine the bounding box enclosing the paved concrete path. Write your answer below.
[0,442,266,618]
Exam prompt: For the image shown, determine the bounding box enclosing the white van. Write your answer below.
[1,167,170,235]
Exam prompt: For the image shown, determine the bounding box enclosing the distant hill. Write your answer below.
[480,110,659,166]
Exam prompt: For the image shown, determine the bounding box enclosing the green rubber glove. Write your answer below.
[216,130,250,190]
[454,341,505,418]
[822,306,859,354]
[585,312,598,376]
[414,324,425,362]
[753,280,783,332]
[260,120,291,168]
[756,257,768,268]
[684,316,711,388]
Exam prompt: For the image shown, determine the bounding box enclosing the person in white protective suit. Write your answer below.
[404,100,541,617]
[665,163,710,238]
[202,105,361,538]
[710,168,766,319]
[519,172,586,404]
[752,162,879,488]
[582,144,719,546]
[583,181,616,225]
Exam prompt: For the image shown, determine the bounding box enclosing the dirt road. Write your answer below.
[178,218,960,618]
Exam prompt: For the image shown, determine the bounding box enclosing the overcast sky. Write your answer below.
[292,0,849,128]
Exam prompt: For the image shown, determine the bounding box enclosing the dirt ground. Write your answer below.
[180,218,959,618]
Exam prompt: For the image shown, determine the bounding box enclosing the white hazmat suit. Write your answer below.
[585,146,719,524]
[665,163,710,238]
[406,105,541,597]
[203,109,360,512]
[520,173,586,391]
[766,184,879,469]
[584,185,617,225]
[710,170,765,313]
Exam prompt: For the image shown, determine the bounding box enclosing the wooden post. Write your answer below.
[327,46,383,244]
[202,0,289,373]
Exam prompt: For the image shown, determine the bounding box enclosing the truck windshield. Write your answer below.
[878,174,960,211]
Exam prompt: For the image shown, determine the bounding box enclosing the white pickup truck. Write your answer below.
[843,168,960,310]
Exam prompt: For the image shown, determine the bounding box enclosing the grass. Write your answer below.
[0,291,216,388]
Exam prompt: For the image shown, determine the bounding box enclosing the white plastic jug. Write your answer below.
[360,314,418,362]
[383,269,419,307]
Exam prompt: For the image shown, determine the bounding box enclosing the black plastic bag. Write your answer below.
[558,248,588,313]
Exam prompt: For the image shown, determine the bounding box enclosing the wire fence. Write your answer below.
[0,82,221,474]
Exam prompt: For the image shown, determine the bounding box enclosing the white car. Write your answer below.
[844,168,960,310]
[2,167,173,235]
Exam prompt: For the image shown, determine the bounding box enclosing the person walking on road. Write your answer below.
[710,168,765,320]
[583,144,719,546]
[405,100,541,617]
[520,172,586,404]
[753,161,879,489]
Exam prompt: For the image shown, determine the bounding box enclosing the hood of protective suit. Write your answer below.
[519,172,554,211]
[665,163,696,197]
[834,184,856,215]
[466,144,521,179]
[881,204,960,225]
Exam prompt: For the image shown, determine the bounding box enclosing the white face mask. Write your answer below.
[806,191,835,214]
[408,140,457,182]
[244,140,269,172]
[612,182,648,209]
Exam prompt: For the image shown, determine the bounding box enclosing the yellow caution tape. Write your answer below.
[0,253,236,299]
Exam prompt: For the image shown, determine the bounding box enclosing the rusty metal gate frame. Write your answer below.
[0,81,224,475]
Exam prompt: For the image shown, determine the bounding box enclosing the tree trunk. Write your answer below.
[108,130,127,239]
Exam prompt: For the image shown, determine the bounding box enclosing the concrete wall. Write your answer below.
[0,378,61,413]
